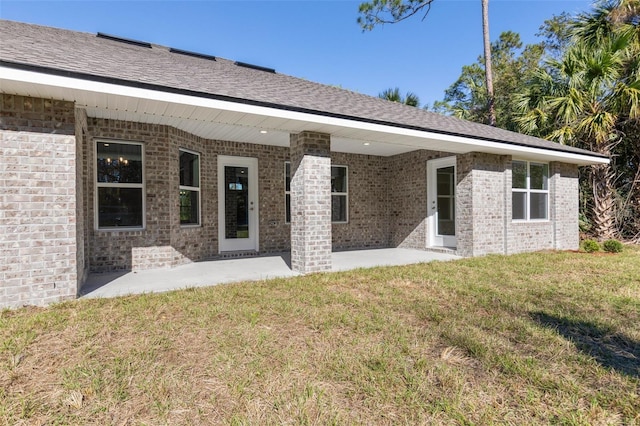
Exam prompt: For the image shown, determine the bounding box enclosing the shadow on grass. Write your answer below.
[531,312,639,378]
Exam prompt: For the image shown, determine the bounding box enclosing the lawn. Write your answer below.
[1,248,639,425]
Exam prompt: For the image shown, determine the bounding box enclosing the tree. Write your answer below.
[515,0,640,240]
[433,31,544,131]
[378,87,421,107]
[358,0,497,125]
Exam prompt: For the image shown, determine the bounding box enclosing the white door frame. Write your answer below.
[427,156,457,248]
[217,155,259,252]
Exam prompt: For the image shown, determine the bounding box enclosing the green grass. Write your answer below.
[1,248,639,425]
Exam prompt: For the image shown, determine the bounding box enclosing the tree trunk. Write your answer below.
[481,0,496,126]
[591,163,617,240]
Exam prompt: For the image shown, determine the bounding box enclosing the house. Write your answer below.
[0,20,608,308]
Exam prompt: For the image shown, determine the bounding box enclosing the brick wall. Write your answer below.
[85,119,173,272]
[457,153,509,257]
[74,108,88,287]
[331,152,390,250]
[0,95,78,308]
[456,153,580,256]
[388,150,452,249]
[550,162,579,250]
[289,131,332,273]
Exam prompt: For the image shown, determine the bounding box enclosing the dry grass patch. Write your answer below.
[1,247,639,425]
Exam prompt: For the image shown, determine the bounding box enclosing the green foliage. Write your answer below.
[603,239,624,253]
[581,239,601,252]
[433,31,544,130]
[378,87,420,107]
[358,0,435,31]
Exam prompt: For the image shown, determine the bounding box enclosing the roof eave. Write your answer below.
[0,62,609,166]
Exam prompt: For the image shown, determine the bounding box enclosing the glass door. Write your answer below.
[218,156,258,252]
[427,157,457,248]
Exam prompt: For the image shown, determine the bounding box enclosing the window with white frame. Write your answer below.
[285,162,292,223]
[331,165,348,222]
[285,162,348,223]
[179,149,201,225]
[512,160,549,221]
[96,141,144,229]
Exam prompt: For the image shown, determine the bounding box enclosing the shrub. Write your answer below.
[581,239,600,253]
[602,239,624,253]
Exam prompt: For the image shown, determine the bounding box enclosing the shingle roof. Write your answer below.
[0,19,604,159]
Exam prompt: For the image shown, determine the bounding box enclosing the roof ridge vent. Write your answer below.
[96,32,152,48]
[169,47,216,61]
[234,61,276,73]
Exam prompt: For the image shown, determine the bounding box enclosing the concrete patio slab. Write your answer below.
[80,248,460,299]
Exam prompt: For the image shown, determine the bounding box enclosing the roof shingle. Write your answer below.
[0,20,604,158]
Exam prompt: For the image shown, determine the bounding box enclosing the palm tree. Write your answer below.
[379,87,421,107]
[516,0,640,239]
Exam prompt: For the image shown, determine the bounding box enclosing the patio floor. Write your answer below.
[80,248,460,299]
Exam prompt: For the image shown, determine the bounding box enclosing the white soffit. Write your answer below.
[0,67,608,165]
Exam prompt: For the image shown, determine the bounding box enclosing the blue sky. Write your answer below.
[1,0,593,105]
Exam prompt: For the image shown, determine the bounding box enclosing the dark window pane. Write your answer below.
[512,192,526,220]
[512,161,527,189]
[285,194,291,223]
[530,193,548,219]
[332,195,347,222]
[98,187,143,227]
[285,162,291,192]
[97,142,142,184]
[331,166,347,193]
[224,166,249,239]
[180,190,199,225]
[437,166,455,196]
[530,163,548,190]
[180,151,199,187]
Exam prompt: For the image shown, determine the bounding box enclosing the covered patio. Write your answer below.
[80,248,460,299]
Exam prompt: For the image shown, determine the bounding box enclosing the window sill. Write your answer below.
[511,219,550,224]
[180,224,202,229]
[96,227,145,232]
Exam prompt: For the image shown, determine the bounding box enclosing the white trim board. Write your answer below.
[1,67,609,166]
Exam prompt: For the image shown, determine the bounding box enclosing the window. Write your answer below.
[285,162,291,223]
[285,162,348,223]
[331,165,348,222]
[96,141,144,229]
[512,160,549,221]
[179,149,200,225]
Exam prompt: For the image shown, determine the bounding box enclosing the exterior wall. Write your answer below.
[290,131,332,273]
[456,153,509,257]
[331,152,390,250]
[0,95,78,308]
[74,108,88,287]
[85,119,293,272]
[550,162,579,250]
[85,119,174,272]
[457,153,580,257]
[506,162,579,254]
[388,150,453,249]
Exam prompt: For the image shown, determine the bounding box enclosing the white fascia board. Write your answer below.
[1,66,609,166]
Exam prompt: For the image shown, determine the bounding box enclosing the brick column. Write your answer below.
[290,131,332,273]
[550,162,579,250]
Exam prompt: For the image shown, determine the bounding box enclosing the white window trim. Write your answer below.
[285,161,291,224]
[512,160,549,222]
[94,139,146,231]
[179,148,201,227]
[331,164,349,224]
[284,161,349,224]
